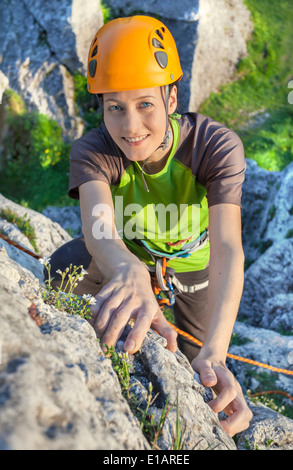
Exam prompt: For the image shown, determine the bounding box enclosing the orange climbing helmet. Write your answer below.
[87,15,183,94]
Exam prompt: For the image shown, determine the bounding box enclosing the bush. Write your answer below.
[0,90,72,211]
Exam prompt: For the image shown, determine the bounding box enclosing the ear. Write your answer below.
[168,85,178,114]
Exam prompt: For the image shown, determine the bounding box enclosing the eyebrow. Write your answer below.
[104,95,156,103]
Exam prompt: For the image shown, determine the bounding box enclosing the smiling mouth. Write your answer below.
[123,134,149,143]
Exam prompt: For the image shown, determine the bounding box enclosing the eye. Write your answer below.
[140,102,153,109]
[109,104,121,111]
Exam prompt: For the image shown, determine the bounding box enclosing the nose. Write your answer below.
[122,108,142,136]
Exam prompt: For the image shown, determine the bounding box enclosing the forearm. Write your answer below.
[82,219,148,281]
[79,180,149,281]
[200,244,245,362]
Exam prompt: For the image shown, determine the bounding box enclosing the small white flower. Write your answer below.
[82,294,91,301]
[56,269,62,275]
[82,294,96,305]
[39,256,51,265]
[81,268,88,276]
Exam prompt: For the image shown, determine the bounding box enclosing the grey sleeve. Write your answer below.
[200,128,246,207]
[68,135,111,200]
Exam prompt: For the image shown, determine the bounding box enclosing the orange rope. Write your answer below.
[168,322,293,377]
[151,257,293,378]
[3,233,293,379]
[151,256,293,377]
[0,232,40,259]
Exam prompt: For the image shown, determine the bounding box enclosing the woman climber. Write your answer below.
[46,15,253,436]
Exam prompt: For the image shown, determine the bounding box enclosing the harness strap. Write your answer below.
[137,227,209,261]
[136,228,210,307]
[171,276,209,294]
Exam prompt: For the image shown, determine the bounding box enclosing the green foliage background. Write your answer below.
[199,0,293,172]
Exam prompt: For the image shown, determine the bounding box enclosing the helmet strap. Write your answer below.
[160,85,171,150]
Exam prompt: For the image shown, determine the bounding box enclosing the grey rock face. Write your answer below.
[239,239,293,326]
[241,159,280,264]
[242,160,293,264]
[0,193,72,258]
[42,205,82,238]
[264,162,293,243]
[1,197,293,450]
[236,402,293,450]
[0,244,236,450]
[189,0,253,111]
[239,161,293,335]
[228,322,293,396]
[0,269,149,450]
[0,0,103,140]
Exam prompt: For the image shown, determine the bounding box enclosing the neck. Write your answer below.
[139,124,173,174]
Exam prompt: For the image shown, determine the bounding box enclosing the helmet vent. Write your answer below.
[89,59,97,78]
[91,46,98,58]
[152,38,164,49]
[154,51,168,69]
[155,29,164,40]
[91,36,97,48]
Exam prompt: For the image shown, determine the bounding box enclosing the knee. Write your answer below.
[43,237,90,291]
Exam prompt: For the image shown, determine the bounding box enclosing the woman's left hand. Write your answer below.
[191,355,253,437]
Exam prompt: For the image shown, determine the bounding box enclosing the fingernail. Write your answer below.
[124,339,135,352]
[205,374,214,380]
[204,375,216,384]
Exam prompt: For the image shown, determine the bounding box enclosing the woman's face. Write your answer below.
[103,86,177,163]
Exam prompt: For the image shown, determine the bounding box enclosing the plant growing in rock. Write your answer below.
[40,258,95,319]
[0,208,39,253]
[171,393,187,450]
[102,343,187,450]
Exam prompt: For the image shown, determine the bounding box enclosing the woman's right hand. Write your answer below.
[88,263,178,354]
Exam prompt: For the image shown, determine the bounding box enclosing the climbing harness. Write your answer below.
[136,227,210,309]
[2,231,293,379]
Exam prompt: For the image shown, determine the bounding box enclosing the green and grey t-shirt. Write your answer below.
[68,113,246,272]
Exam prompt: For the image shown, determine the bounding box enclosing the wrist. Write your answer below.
[93,243,150,280]
[109,258,151,283]
[196,344,227,366]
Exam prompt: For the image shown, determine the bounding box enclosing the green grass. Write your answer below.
[199,0,293,172]
[246,368,293,420]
